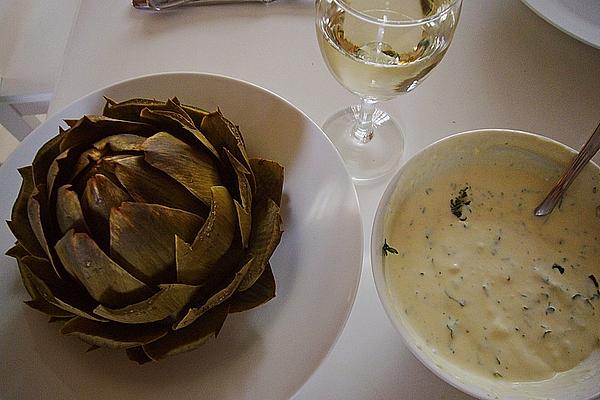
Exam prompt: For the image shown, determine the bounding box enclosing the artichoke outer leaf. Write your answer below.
[142,132,222,206]
[109,202,204,285]
[159,98,196,126]
[16,255,106,321]
[5,243,29,258]
[31,130,64,188]
[176,186,237,285]
[139,108,221,162]
[86,344,101,352]
[143,108,196,131]
[224,148,252,210]
[94,283,200,324]
[56,185,89,235]
[229,263,276,313]
[126,346,153,364]
[61,317,168,350]
[59,115,157,153]
[54,229,153,308]
[224,148,253,248]
[235,200,251,249]
[25,299,74,318]
[16,255,45,300]
[143,303,229,360]
[7,167,46,258]
[103,97,166,122]
[112,155,208,217]
[92,134,148,153]
[46,144,86,200]
[26,184,63,277]
[239,199,283,291]
[249,158,284,207]
[180,104,209,128]
[174,256,254,330]
[200,110,252,173]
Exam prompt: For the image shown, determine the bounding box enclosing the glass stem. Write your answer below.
[352,98,376,144]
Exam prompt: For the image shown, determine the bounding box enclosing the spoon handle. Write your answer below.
[534,121,600,216]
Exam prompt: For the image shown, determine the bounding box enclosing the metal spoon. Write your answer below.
[534,121,600,216]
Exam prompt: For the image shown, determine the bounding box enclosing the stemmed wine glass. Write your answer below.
[315,0,462,181]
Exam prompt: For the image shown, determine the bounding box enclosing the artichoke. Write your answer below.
[5,97,284,363]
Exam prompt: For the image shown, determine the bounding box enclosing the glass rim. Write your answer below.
[329,0,462,27]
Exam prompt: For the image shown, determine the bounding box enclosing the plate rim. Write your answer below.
[521,0,600,49]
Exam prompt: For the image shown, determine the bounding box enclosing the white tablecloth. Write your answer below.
[42,0,600,398]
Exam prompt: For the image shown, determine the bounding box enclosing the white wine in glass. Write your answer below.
[316,0,462,181]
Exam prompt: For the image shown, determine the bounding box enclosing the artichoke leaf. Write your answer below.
[230,263,275,313]
[46,144,86,199]
[86,344,101,352]
[55,229,153,308]
[16,255,106,321]
[71,148,102,183]
[176,186,236,285]
[94,283,200,324]
[56,185,89,235]
[142,108,195,131]
[154,98,196,127]
[140,108,221,161]
[224,148,252,210]
[26,184,62,277]
[16,255,46,300]
[249,158,284,207]
[200,110,251,173]
[81,173,130,250]
[235,200,251,249]
[239,199,283,291]
[180,104,209,128]
[5,243,28,258]
[143,303,229,360]
[174,257,253,330]
[31,129,64,187]
[112,155,208,217]
[25,299,74,318]
[142,132,221,206]
[126,346,153,364]
[224,148,253,248]
[59,115,157,153]
[61,317,168,349]
[93,134,147,153]
[103,97,208,128]
[103,97,166,122]
[109,202,204,285]
[7,167,46,257]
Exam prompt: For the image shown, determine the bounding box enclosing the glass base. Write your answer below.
[322,106,405,183]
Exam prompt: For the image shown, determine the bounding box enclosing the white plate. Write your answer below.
[521,0,600,48]
[0,72,362,399]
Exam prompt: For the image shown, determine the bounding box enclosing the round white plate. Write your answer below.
[521,0,600,48]
[0,72,363,399]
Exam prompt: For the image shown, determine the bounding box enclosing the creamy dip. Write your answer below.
[384,149,600,382]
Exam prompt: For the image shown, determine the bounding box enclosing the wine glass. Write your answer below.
[316,0,462,181]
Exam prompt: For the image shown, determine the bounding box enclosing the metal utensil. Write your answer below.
[534,121,600,216]
[133,0,275,10]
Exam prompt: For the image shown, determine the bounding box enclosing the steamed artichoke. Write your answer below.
[6,97,284,363]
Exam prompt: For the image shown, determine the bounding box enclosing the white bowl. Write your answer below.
[372,129,600,400]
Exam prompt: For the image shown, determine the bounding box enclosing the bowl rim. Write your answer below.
[370,128,600,400]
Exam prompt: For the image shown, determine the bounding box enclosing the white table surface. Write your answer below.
[15,0,600,398]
